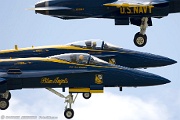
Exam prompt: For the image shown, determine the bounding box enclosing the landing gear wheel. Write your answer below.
[82,92,91,99]
[134,32,147,47]
[64,108,74,119]
[0,98,9,110]
[6,92,11,100]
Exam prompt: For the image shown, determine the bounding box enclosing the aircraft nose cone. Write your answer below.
[149,55,177,67]
[134,51,177,68]
[153,76,171,85]
[122,68,171,86]
[162,58,177,66]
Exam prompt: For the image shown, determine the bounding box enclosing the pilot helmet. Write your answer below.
[79,55,84,61]
[85,41,92,48]
[92,42,97,47]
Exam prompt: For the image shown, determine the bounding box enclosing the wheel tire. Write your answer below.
[134,32,147,47]
[64,108,74,119]
[82,92,91,99]
[0,98,9,110]
[6,92,11,100]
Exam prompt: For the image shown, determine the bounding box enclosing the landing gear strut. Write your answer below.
[0,91,11,110]
[46,88,78,119]
[134,17,148,47]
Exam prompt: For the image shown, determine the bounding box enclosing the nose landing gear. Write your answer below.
[134,17,148,47]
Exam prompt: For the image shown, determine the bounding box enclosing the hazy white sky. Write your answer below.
[0,0,180,120]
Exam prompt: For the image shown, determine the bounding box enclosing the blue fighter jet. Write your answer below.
[0,53,170,119]
[34,0,180,47]
[0,40,176,68]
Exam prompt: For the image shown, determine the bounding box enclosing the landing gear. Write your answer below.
[0,98,9,110]
[0,91,11,110]
[134,32,147,47]
[134,17,148,47]
[46,88,78,119]
[82,92,91,99]
[64,108,74,119]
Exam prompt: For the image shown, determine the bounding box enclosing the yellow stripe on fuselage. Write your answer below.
[0,57,123,69]
[0,45,84,53]
[69,88,103,93]
[0,45,113,54]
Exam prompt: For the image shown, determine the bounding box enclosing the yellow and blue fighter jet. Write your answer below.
[0,40,176,68]
[0,53,170,119]
[34,0,180,47]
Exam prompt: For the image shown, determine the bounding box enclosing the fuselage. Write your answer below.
[35,0,180,19]
[0,44,176,68]
[0,56,170,93]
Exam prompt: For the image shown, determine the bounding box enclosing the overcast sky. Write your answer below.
[0,0,180,120]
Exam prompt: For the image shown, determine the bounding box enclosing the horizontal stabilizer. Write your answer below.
[28,7,72,11]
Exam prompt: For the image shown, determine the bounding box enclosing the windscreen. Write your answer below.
[67,40,119,50]
[50,53,90,64]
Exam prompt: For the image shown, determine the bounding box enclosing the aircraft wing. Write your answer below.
[104,0,169,7]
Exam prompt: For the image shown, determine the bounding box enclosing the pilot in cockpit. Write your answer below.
[78,55,84,64]
[85,41,92,49]
[70,54,77,63]
[92,42,96,49]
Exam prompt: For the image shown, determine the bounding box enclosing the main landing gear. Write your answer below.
[134,17,148,47]
[0,91,11,110]
[46,88,91,119]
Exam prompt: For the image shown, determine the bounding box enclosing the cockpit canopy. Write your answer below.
[66,39,119,50]
[49,53,109,65]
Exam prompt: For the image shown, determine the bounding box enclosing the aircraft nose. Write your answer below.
[144,54,177,67]
[151,75,171,85]
[133,70,171,86]
[133,51,177,68]
[162,57,177,66]
[120,68,171,86]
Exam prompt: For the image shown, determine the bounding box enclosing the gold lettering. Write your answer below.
[120,7,125,14]
[148,6,153,13]
[134,7,139,14]
[41,77,68,85]
[139,7,143,13]
[127,7,131,14]
[142,6,147,13]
